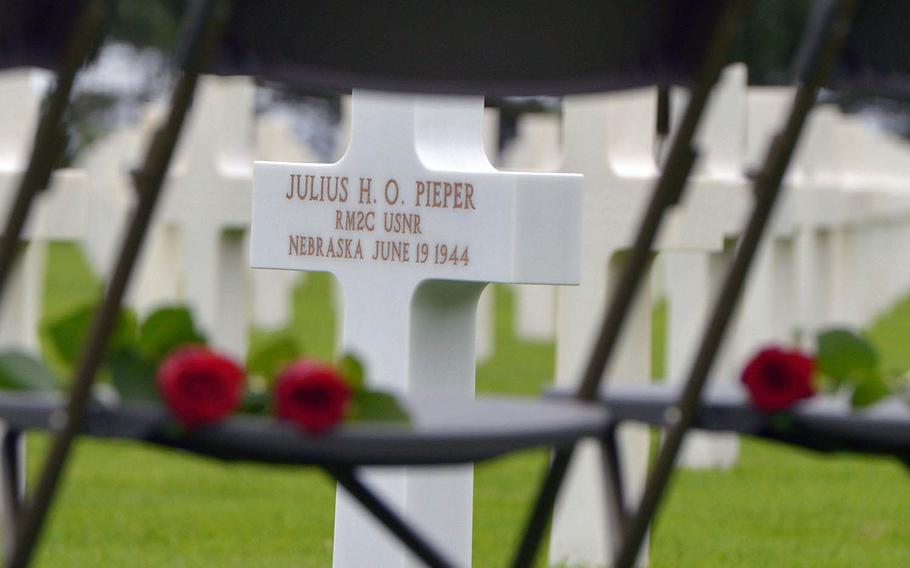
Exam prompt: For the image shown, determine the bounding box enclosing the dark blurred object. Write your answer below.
[107,0,186,52]
[9,1,910,143]
[0,0,87,69]
[215,0,729,95]
[830,0,910,96]
[735,0,813,84]
[1,0,186,69]
[5,0,910,96]
[209,0,910,95]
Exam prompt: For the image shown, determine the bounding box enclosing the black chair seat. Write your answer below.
[0,392,609,466]
[550,384,910,460]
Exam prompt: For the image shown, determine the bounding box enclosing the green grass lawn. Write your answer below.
[16,244,910,566]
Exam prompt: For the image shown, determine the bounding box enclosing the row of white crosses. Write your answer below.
[489,64,910,567]
[9,68,910,369]
[549,65,910,567]
[734,86,910,368]
[77,77,318,358]
[798,102,910,328]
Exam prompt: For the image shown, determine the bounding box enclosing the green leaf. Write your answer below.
[42,302,138,374]
[0,350,59,392]
[246,330,300,383]
[337,352,365,392]
[111,309,138,352]
[768,413,797,432]
[348,390,410,424]
[138,306,206,362]
[239,390,271,415]
[850,370,891,409]
[816,328,878,386]
[42,304,93,372]
[108,348,158,402]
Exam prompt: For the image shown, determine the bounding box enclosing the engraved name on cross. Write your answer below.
[250,90,582,567]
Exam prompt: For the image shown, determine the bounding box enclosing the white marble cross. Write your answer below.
[134,76,255,357]
[250,90,582,567]
[0,68,86,352]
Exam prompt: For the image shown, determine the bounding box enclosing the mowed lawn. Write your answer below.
[18,243,910,567]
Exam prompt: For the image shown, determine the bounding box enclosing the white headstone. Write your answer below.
[250,90,582,567]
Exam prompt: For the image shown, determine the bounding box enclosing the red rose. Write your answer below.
[275,360,351,434]
[156,347,245,429]
[741,346,816,413]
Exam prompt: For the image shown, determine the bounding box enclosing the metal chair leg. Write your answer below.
[326,466,458,568]
[600,425,628,555]
[1,428,22,563]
